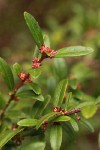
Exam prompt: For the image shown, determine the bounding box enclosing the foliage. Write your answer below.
[0,12,99,150]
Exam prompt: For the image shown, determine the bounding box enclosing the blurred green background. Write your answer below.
[0,0,100,150]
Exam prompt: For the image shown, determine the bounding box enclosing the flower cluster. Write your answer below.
[32,57,41,69]
[53,107,81,120]
[18,72,32,83]
[39,44,57,58]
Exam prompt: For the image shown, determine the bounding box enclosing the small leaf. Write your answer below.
[13,63,22,74]
[32,95,51,118]
[80,118,94,132]
[0,57,14,90]
[76,101,95,108]
[50,125,62,150]
[69,79,78,89]
[53,79,68,107]
[17,119,38,127]
[81,105,97,119]
[52,116,71,122]
[0,127,23,148]
[16,87,44,101]
[64,92,72,110]
[70,118,79,132]
[95,96,100,105]
[55,46,94,58]
[24,12,44,48]
[29,68,41,79]
[27,82,41,95]
[36,112,59,129]
[34,46,41,58]
[44,34,50,47]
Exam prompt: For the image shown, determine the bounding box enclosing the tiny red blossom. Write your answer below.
[53,107,59,112]
[50,50,57,58]
[32,57,40,63]
[32,62,41,69]
[18,72,27,81]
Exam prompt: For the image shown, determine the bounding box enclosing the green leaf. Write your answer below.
[24,12,44,48]
[34,46,41,58]
[29,68,41,79]
[17,119,38,127]
[13,63,22,74]
[76,101,95,108]
[64,92,72,110]
[55,46,94,58]
[32,95,51,118]
[44,34,50,47]
[53,79,68,107]
[50,125,62,150]
[27,82,41,95]
[16,87,44,101]
[95,96,100,105]
[0,127,23,148]
[52,116,71,122]
[70,118,79,132]
[81,105,97,119]
[80,118,94,132]
[0,57,14,90]
[36,112,59,129]
[69,79,78,89]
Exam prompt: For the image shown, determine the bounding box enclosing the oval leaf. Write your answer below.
[17,119,38,127]
[52,116,71,122]
[24,12,44,48]
[70,118,79,132]
[81,105,97,119]
[53,79,68,107]
[13,63,22,74]
[55,46,94,58]
[16,87,44,101]
[29,68,41,79]
[32,95,51,118]
[0,57,14,90]
[80,118,94,132]
[27,82,41,95]
[50,125,62,150]
[36,112,59,129]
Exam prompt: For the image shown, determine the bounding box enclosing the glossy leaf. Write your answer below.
[0,57,14,90]
[17,119,38,127]
[70,118,79,132]
[24,12,44,48]
[29,68,41,79]
[13,63,22,74]
[0,127,23,148]
[53,79,68,107]
[95,96,100,105]
[55,46,94,58]
[50,125,62,150]
[81,105,97,119]
[76,101,95,108]
[16,86,44,101]
[27,82,41,95]
[80,118,94,132]
[36,112,59,129]
[32,95,51,118]
[65,92,72,110]
[44,34,50,47]
[34,46,41,58]
[52,115,71,122]
[69,79,78,89]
